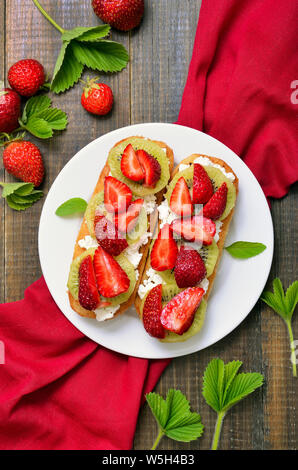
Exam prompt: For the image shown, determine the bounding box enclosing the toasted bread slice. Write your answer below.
[135,154,239,317]
[68,136,174,320]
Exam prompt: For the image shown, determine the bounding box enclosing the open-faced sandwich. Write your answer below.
[67,136,174,321]
[135,154,238,342]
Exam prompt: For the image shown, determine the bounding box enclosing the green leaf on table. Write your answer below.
[51,43,84,94]
[36,107,68,130]
[225,241,266,259]
[6,195,33,211]
[202,358,263,449]
[20,95,68,138]
[62,25,111,43]
[146,389,204,449]
[261,279,298,377]
[23,117,53,139]
[0,182,34,198]
[71,40,129,73]
[22,95,51,123]
[10,190,43,204]
[56,198,87,216]
[0,182,43,211]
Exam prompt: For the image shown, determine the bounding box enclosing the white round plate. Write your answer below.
[39,123,273,359]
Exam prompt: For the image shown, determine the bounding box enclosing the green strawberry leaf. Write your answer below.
[0,182,34,198]
[61,25,110,43]
[146,389,204,447]
[23,116,53,139]
[22,95,52,124]
[14,183,35,196]
[55,198,87,216]
[202,358,264,450]
[36,107,68,130]
[9,191,43,204]
[225,241,266,259]
[6,195,33,211]
[51,43,84,94]
[71,40,129,73]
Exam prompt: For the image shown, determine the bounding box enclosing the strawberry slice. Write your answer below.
[171,215,216,246]
[136,149,161,188]
[121,144,145,182]
[93,246,130,298]
[104,176,132,214]
[78,255,100,310]
[160,287,205,335]
[142,284,165,338]
[170,177,193,216]
[114,198,144,234]
[150,224,178,271]
[174,246,207,288]
[95,215,128,256]
[202,182,227,220]
[193,163,214,204]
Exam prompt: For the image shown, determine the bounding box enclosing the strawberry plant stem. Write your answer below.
[32,0,65,34]
[211,411,225,450]
[151,429,164,450]
[286,319,297,377]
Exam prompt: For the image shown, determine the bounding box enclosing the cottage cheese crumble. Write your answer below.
[78,235,98,250]
[95,305,120,322]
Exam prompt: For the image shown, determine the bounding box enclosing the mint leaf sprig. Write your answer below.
[56,198,87,216]
[146,389,204,449]
[18,95,68,139]
[0,182,43,211]
[32,0,129,94]
[202,359,263,450]
[225,241,266,259]
[261,278,298,377]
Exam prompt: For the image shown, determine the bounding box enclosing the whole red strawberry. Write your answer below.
[3,141,44,187]
[174,246,207,288]
[81,80,113,115]
[92,0,144,31]
[0,86,21,133]
[8,59,45,97]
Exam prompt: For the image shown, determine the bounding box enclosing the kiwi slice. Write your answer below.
[161,298,207,343]
[67,248,97,299]
[198,240,219,277]
[85,191,148,245]
[165,164,236,221]
[108,137,170,196]
[159,269,176,284]
[67,249,136,306]
[161,283,182,304]
[85,191,105,237]
[126,207,148,245]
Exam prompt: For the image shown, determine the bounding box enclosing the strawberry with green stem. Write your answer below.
[81,77,113,116]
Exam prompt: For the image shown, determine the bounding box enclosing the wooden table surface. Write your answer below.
[1,0,297,450]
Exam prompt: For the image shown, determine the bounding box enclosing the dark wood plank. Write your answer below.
[4,0,130,301]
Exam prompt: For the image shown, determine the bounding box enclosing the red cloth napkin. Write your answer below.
[177,0,298,198]
[1,0,297,451]
[0,278,169,450]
